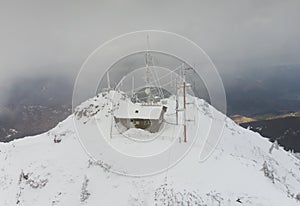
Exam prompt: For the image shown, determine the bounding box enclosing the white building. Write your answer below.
[114,100,167,133]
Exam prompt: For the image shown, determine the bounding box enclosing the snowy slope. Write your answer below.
[0,91,300,206]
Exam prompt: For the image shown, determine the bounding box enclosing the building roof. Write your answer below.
[114,101,164,120]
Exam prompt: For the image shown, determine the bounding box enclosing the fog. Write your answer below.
[1,0,300,107]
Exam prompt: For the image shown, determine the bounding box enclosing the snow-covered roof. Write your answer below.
[114,101,164,120]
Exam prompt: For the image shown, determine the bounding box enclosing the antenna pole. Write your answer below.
[110,97,113,139]
[183,65,187,143]
[110,113,113,139]
[176,77,178,125]
[145,34,153,104]
[131,76,134,97]
[146,34,150,86]
[107,71,111,90]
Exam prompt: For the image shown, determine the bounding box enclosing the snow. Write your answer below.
[114,99,164,120]
[0,90,299,205]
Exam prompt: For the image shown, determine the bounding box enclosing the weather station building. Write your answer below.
[114,100,167,133]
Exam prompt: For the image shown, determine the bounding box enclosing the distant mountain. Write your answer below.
[241,117,300,152]
[0,75,72,142]
[230,114,257,124]
[220,66,300,116]
[0,104,71,142]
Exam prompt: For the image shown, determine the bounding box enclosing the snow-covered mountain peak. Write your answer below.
[0,91,300,205]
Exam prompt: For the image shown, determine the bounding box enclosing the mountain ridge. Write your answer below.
[0,91,299,205]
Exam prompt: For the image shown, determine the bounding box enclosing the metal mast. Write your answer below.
[182,64,187,143]
[131,76,135,97]
[106,71,111,90]
[176,77,179,125]
[145,34,153,104]
[182,65,193,143]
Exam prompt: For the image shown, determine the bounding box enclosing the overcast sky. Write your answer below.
[1,0,300,105]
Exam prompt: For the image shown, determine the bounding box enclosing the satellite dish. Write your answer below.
[145,88,150,95]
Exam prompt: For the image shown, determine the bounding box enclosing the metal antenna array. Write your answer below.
[175,64,193,143]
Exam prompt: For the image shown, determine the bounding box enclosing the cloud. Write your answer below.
[0,0,299,105]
